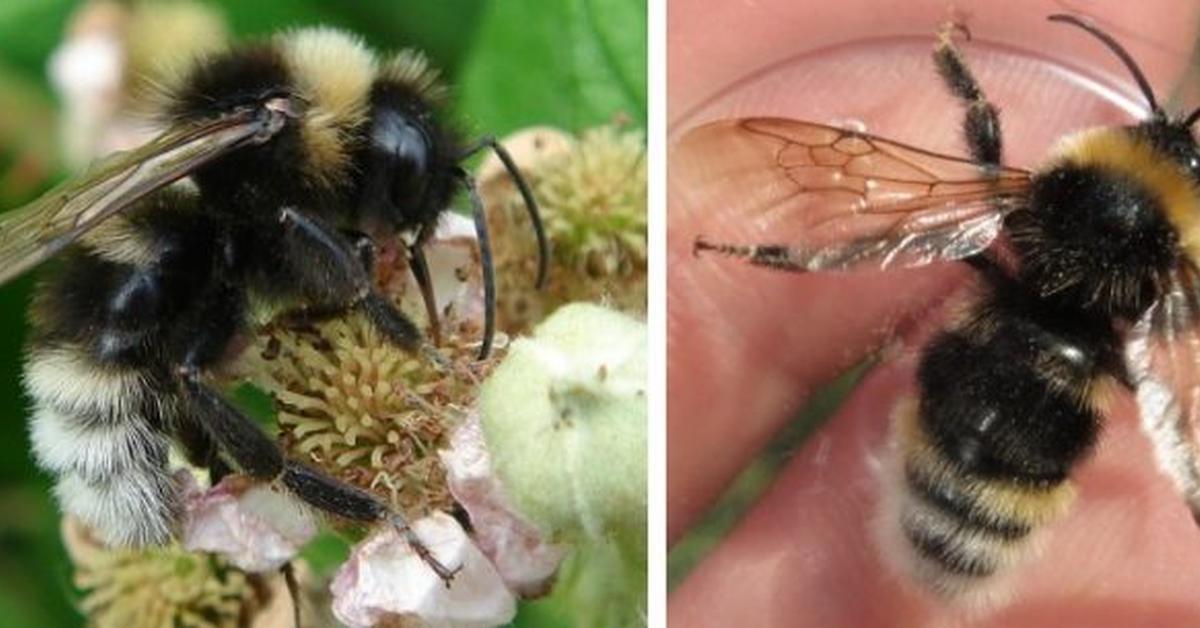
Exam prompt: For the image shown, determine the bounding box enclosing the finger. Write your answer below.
[666,1,1186,539]
[671,358,1200,627]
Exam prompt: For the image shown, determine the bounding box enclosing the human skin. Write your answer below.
[668,1,1200,626]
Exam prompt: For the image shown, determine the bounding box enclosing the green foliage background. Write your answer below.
[0,1,645,626]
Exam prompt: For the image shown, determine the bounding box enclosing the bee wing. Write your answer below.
[0,107,281,286]
[676,118,1033,271]
[1127,264,1200,521]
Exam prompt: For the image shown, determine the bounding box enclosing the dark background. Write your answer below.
[0,1,645,625]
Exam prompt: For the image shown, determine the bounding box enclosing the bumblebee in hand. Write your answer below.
[7,28,547,581]
[679,14,1200,598]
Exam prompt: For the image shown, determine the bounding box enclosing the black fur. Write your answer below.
[167,46,321,206]
[1013,165,1178,318]
[918,288,1114,486]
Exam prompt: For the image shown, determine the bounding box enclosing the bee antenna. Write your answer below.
[1048,14,1160,114]
[280,562,302,628]
[460,137,550,290]
[458,170,497,360]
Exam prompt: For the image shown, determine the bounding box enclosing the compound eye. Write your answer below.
[370,109,431,207]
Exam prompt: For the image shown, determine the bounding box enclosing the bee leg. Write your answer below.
[280,561,302,628]
[281,462,462,585]
[340,228,377,272]
[175,365,460,586]
[277,208,448,367]
[174,414,234,484]
[272,229,411,335]
[275,228,376,328]
[177,365,285,477]
[273,301,358,330]
[449,500,474,533]
[933,21,1002,169]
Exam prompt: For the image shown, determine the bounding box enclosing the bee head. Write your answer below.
[1133,119,1200,181]
[354,53,459,242]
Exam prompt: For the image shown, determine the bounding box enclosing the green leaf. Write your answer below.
[300,531,352,576]
[230,383,278,428]
[456,0,647,134]
[210,0,484,78]
[0,0,74,89]
[328,0,485,78]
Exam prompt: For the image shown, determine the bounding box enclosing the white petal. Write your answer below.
[182,477,318,573]
[331,512,516,628]
[440,415,564,597]
[430,213,484,322]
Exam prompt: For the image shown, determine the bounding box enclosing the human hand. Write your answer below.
[668,1,1200,625]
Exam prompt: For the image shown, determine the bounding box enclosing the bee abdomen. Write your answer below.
[888,401,1077,596]
[904,465,1033,543]
[24,344,179,547]
[883,292,1114,597]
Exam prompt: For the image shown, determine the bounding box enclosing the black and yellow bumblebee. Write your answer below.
[2,27,547,580]
[679,14,1200,597]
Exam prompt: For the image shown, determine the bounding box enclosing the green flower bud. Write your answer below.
[480,303,646,546]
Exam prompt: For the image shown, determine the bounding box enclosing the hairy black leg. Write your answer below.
[274,228,379,330]
[933,22,1002,169]
[342,228,377,272]
[277,208,433,356]
[176,367,458,584]
[178,366,284,477]
[281,562,302,628]
[174,415,234,484]
[281,463,459,583]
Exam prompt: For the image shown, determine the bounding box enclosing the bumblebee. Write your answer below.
[679,15,1200,598]
[4,28,547,580]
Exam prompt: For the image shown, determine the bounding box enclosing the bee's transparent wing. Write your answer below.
[0,108,281,286]
[1127,265,1200,521]
[676,118,1033,271]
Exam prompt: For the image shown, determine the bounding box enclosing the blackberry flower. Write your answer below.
[64,517,283,628]
[480,125,647,332]
[238,216,496,519]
